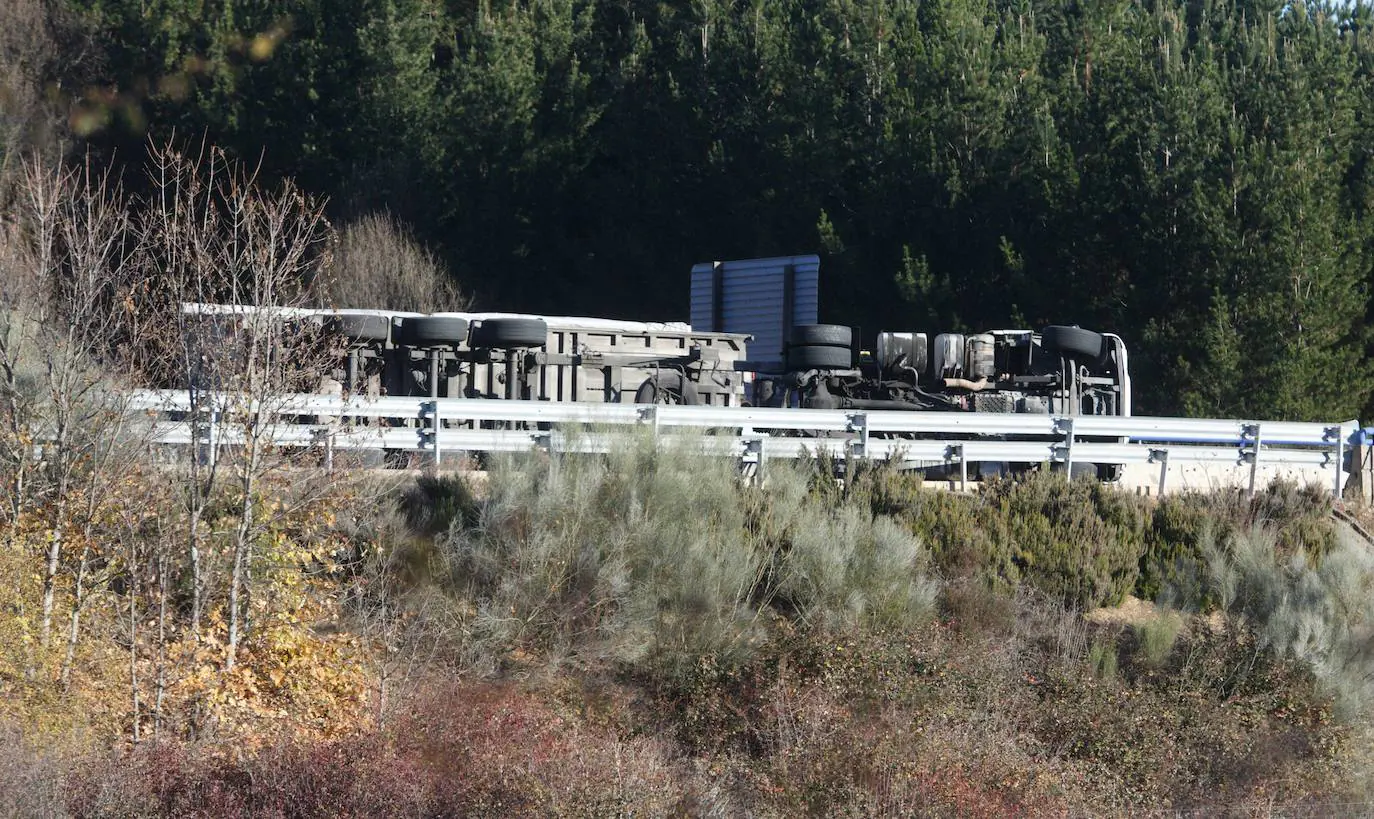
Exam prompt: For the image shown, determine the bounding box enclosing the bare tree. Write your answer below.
[0,139,342,739]
[132,139,229,638]
[133,140,335,671]
[40,158,136,652]
[0,167,43,663]
[0,154,137,663]
[325,210,468,312]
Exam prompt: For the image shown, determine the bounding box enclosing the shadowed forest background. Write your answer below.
[2,0,1372,420]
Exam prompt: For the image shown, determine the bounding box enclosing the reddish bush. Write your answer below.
[58,679,692,817]
[392,679,685,816]
[0,722,67,818]
[65,735,432,818]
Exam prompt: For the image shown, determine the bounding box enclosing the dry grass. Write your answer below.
[324,210,468,312]
[1085,594,1160,627]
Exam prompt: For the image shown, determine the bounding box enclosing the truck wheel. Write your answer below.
[1041,325,1105,361]
[789,324,853,348]
[635,371,701,405]
[787,344,852,370]
[1096,463,1123,483]
[471,318,548,348]
[326,314,391,344]
[1051,461,1099,481]
[395,316,469,347]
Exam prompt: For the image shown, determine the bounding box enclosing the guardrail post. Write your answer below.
[947,443,967,491]
[1242,423,1262,497]
[1056,417,1075,480]
[637,405,660,439]
[427,400,441,468]
[1149,449,1169,495]
[1330,425,1345,499]
[847,412,869,459]
[313,427,335,472]
[1352,431,1373,505]
[742,436,765,484]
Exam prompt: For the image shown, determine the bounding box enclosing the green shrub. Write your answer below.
[1200,481,1337,559]
[440,433,938,679]
[1247,481,1337,559]
[1131,611,1183,670]
[1088,638,1119,680]
[906,488,1012,585]
[1138,495,1214,606]
[900,471,1150,609]
[843,457,928,518]
[989,471,1149,609]
[777,501,938,632]
[402,473,480,535]
[442,433,767,674]
[1206,522,1374,719]
[1139,481,1338,611]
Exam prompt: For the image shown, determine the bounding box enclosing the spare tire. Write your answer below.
[634,371,701,405]
[789,324,853,348]
[1041,325,1105,361]
[326,314,391,344]
[470,318,548,348]
[395,316,469,347]
[787,344,852,370]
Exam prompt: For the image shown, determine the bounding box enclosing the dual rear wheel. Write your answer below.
[786,324,853,371]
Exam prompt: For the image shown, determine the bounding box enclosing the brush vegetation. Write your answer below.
[5,429,1374,815]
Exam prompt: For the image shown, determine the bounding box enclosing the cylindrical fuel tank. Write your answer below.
[875,332,928,376]
[932,333,965,378]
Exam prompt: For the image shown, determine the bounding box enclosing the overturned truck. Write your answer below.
[756,323,1132,479]
[319,309,751,406]
[762,323,1129,414]
[181,304,1131,479]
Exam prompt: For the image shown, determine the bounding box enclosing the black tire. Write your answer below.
[789,324,853,348]
[1051,461,1100,481]
[634,371,701,405]
[395,316,470,347]
[470,318,548,348]
[326,314,391,344]
[1041,325,1105,360]
[787,344,852,370]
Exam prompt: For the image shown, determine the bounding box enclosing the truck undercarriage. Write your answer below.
[755,323,1131,479]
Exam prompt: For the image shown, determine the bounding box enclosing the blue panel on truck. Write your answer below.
[689,255,820,371]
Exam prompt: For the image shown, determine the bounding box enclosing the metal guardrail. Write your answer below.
[124,390,1358,496]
